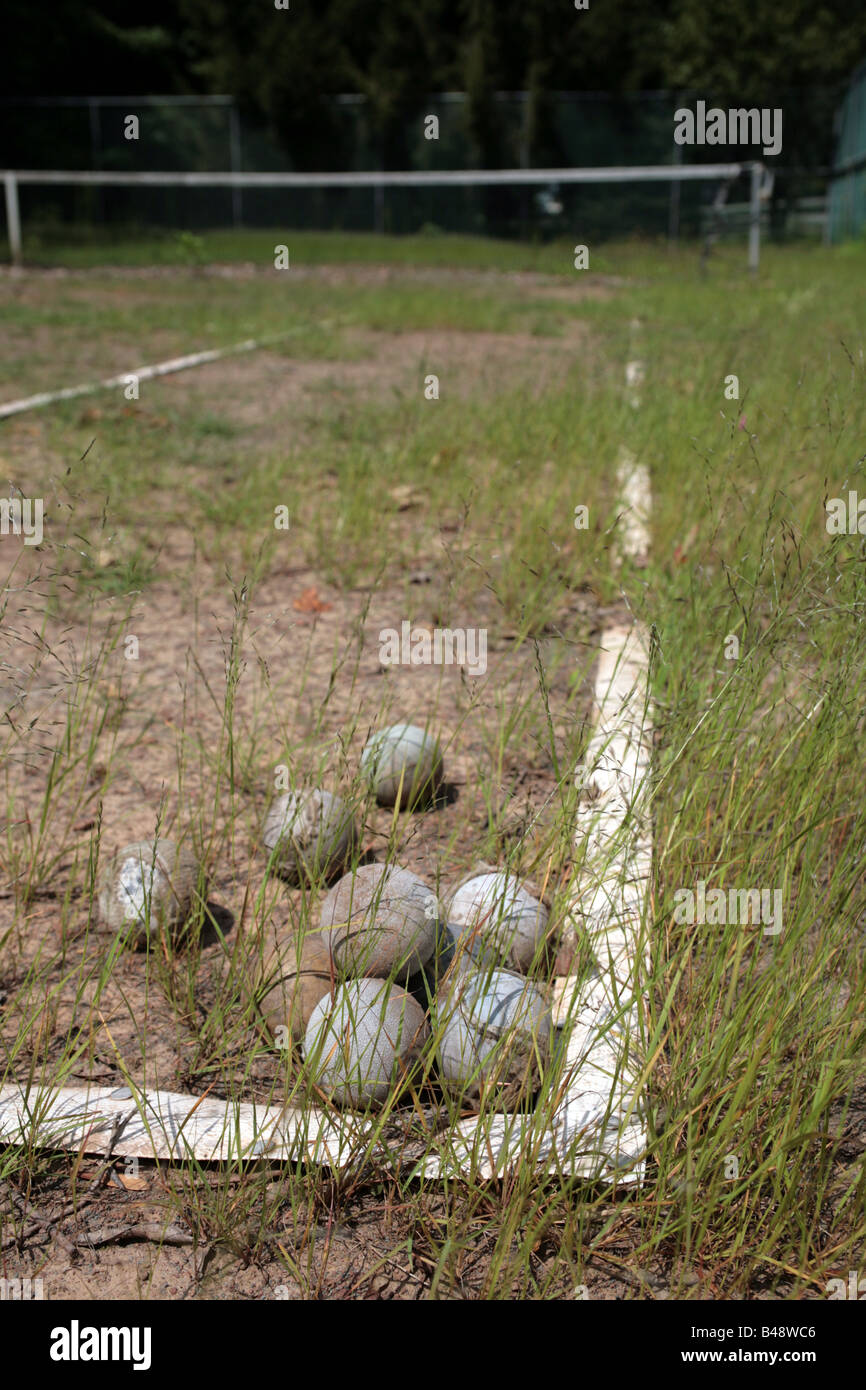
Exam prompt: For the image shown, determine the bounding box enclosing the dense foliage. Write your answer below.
[8,1,866,168]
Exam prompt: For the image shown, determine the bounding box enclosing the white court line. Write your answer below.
[625,318,644,410]
[548,624,652,1181]
[0,1081,370,1167]
[616,447,652,562]
[616,320,651,561]
[551,330,653,1191]
[0,332,300,420]
[625,360,645,410]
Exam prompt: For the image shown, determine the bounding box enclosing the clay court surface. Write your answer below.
[2,239,866,1298]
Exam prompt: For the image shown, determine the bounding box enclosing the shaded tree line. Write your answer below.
[7,0,866,171]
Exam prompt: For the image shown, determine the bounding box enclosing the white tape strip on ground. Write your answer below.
[0,1082,362,1167]
[0,333,299,420]
[549,331,652,1188]
[0,1067,644,1181]
[548,623,652,1181]
[615,321,651,563]
[625,361,645,411]
[615,448,652,564]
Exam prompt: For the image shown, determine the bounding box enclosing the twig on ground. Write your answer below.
[76,1221,195,1249]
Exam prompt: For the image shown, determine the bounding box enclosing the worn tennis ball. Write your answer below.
[360,723,444,809]
[244,928,334,1045]
[320,863,437,981]
[442,919,501,973]
[263,789,357,885]
[98,838,201,948]
[435,966,552,1105]
[303,977,428,1107]
[445,869,549,972]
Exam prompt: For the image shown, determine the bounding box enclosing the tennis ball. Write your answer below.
[445,869,549,972]
[442,919,501,972]
[303,977,428,1107]
[263,789,357,885]
[98,838,201,948]
[320,863,437,981]
[435,966,552,1105]
[360,723,444,809]
[244,928,334,1045]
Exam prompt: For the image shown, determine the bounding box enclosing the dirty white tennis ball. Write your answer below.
[244,929,333,1045]
[98,839,201,948]
[360,723,444,809]
[442,919,501,973]
[435,966,551,1105]
[263,789,357,885]
[320,863,437,981]
[445,870,549,972]
[304,977,428,1106]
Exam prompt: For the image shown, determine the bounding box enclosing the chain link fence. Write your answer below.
[0,90,838,246]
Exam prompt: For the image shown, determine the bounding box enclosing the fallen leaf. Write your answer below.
[117,1173,149,1192]
[293,587,331,614]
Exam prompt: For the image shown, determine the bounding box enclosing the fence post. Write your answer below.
[88,98,104,227]
[748,160,763,274]
[4,174,22,267]
[229,106,243,228]
[668,140,682,243]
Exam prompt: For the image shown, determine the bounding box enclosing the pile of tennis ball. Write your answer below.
[286,855,553,1110]
[98,720,555,1111]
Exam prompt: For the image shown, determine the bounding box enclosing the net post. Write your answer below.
[4,173,22,267]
